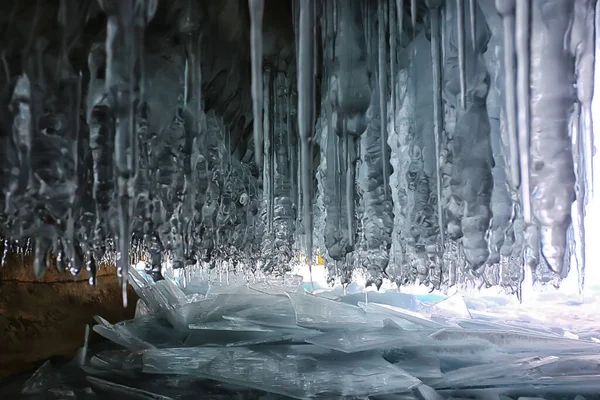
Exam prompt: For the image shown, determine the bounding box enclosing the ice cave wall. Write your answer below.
[0,0,597,304]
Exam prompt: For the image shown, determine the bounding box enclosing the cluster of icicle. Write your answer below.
[304,0,596,295]
[0,0,596,306]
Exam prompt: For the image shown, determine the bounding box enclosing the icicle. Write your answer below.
[344,123,354,246]
[396,0,404,42]
[515,0,531,223]
[1,240,8,267]
[298,0,316,291]
[103,0,156,307]
[456,0,466,108]
[390,0,397,120]
[429,4,445,254]
[86,251,97,286]
[249,0,265,169]
[495,0,520,190]
[378,0,389,200]
[263,68,274,232]
[572,0,596,200]
[411,0,417,33]
[572,102,586,296]
[469,0,477,50]
[528,0,575,274]
[287,92,297,221]
[33,238,50,279]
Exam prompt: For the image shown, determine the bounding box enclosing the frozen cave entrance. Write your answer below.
[1,0,600,398]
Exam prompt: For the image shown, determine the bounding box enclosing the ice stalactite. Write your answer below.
[260,70,295,274]
[249,0,265,169]
[571,0,597,294]
[360,85,394,288]
[529,0,577,275]
[469,0,477,50]
[378,0,390,202]
[392,27,437,286]
[444,0,494,271]
[101,0,157,305]
[262,67,274,238]
[515,0,532,225]
[179,0,204,271]
[297,0,316,284]
[410,0,418,33]
[320,0,370,282]
[388,65,411,284]
[455,0,467,109]
[273,74,296,272]
[479,1,516,270]
[427,0,445,272]
[494,0,520,191]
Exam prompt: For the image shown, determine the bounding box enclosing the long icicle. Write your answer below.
[390,0,397,123]
[105,0,136,307]
[378,0,389,200]
[249,0,265,169]
[515,0,532,223]
[572,102,586,297]
[411,0,417,33]
[496,0,521,190]
[456,0,466,108]
[298,0,316,290]
[469,0,477,49]
[430,5,445,256]
[396,0,404,43]
[345,122,354,246]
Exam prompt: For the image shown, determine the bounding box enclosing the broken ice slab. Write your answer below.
[189,320,276,332]
[86,376,175,400]
[163,298,214,330]
[169,291,287,329]
[117,316,188,347]
[431,356,560,389]
[224,327,322,347]
[128,267,155,295]
[183,327,281,347]
[529,354,600,382]
[135,298,151,318]
[455,319,561,337]
[138,278,189,314]
[420,294,472,320]
[185,320,319,347]
[143,346,422,399]
[222,298,298,329]
[287,292,387,330]
[180,280,210,297]
[90,350,143,373]
[249,274,304,294]
[414,384,445,400]
[381,349,445,380]
[340,291,420,311]
[428,328,600,355]
[370,394,420,400]
[93,316,157,350]
[21,360,56,394]
[142,347,223,375]
[359,302,445,330]
[306,320,420,353]
[382,339,501,373]
[201,292,285,322]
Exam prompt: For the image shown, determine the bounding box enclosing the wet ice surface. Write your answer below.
[5,269,600,400]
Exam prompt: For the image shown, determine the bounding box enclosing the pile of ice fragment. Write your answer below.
[5,270,600,400]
